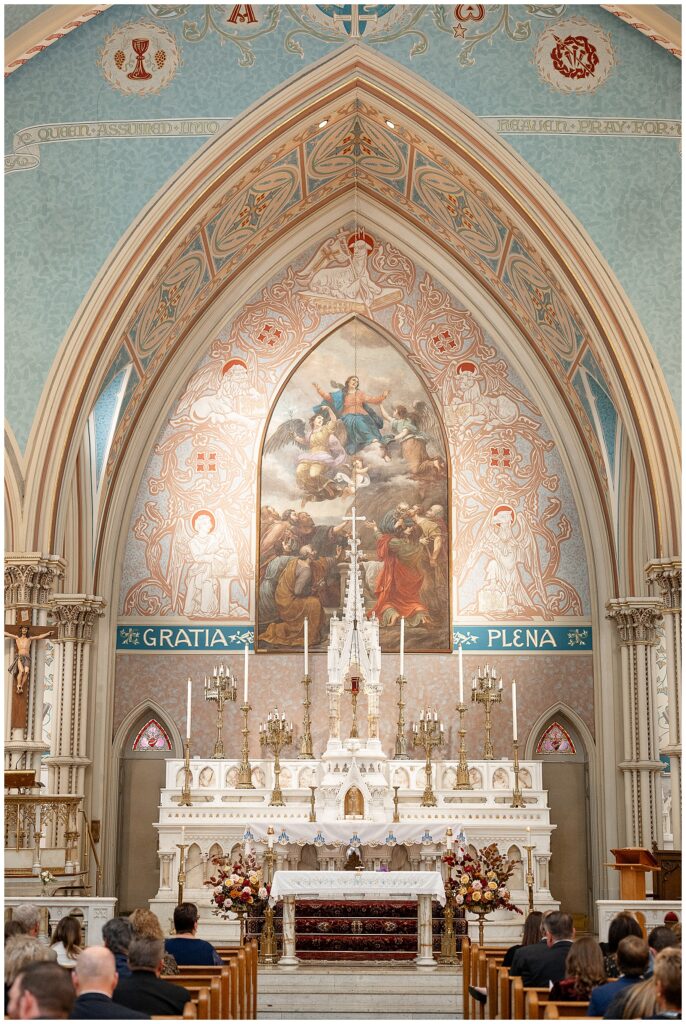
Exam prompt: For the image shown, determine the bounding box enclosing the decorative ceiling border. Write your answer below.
[4,5,108,78]
[602,4,682,58]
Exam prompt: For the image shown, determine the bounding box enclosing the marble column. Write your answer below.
[4,554,65,776]
[279,895,299,966]
[606,598,664,849]
[646,559,681,846]
[43,595,106,866]
[416,894,436,966]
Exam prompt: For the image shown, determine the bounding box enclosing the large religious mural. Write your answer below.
[257,321,450,654]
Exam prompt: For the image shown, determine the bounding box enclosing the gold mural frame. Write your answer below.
[254,311,453,656]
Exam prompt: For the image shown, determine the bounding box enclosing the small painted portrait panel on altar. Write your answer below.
[257,320,450,654]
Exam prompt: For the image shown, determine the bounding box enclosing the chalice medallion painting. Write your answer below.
[257,320,451,655]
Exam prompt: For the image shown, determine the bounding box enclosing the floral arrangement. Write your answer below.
[442,842,522,915]
[39,868,57,891]
[205,852,270,919]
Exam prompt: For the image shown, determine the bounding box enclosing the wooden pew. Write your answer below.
[172,965,233,1019]
[164,977,220,1020]
[152,1005,197,1020]
[477,948,506,1018]
[525,988,552,1019]
[461,937,471,1020]
[499,965,512,1020]
[511,976,551,1019]
[215,945,250,1018]
[543,1002,591,1019]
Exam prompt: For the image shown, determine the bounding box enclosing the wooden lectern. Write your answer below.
[607,848,660,900]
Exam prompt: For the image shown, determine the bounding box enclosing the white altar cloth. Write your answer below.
[246,821,465,849]
[269,870,446,907]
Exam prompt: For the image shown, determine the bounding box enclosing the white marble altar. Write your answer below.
[596,900,682,941]
[6,896,117,945]
[269,870,445,966]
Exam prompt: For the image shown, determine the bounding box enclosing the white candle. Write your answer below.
[304,617,309,675]
[446,830,454,850]
[181,826,185,845]
[399,617,405,676]
[458,643,464,705]
[267,829,274,849]
[244,645,249,702]
[186,679,192,739]
[512,680,518,741]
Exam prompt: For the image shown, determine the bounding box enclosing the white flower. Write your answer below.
[472,879,482,890]
[229,873,240,885]
[257,886,268,900]
[242,885,252,894]
[454,894,464,905]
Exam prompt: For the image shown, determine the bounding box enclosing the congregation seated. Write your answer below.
[510,910,575,987]
[604,928,682,1020]
[7,960,75,1020]
[129,908,179,976]
[113,935,191,1016]
[601,911,643,978]
[50,914,83,968]
[5,935,57,1014]
[103,916,134,980]
[5,920,28,944]
[549,935,606,1002]
[70,946,149,1019]
[587,935,650,1018]
[11,905,42,941]
[650,946,681,1020]
[503,910,544,968]
[165,901,222,966]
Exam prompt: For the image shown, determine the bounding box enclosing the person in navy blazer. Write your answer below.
[509,911,575,988]
[113,935,190,1016]
[70,947,149,1019]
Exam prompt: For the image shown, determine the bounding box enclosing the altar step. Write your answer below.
[258,964,462,1019]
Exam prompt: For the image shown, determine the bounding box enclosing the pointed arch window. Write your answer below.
[536,721,575,755]
[132,718,172,751]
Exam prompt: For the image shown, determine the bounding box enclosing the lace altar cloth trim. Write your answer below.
[269,870,446,907]
[244,820,466,849]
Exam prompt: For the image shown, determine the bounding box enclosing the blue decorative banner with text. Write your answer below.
[117,624,592,652]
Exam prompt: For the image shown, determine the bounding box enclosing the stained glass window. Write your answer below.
[536,721,575,754]
[132,719,171,751]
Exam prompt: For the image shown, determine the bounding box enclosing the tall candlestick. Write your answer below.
[512,680,518,741]
[304,617,308,675]
[186,679,192,739]
[399,617,405,676]
[458,644,464,705]
[244,644,249,702]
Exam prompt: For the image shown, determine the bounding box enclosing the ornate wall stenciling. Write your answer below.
[99,21,181,95]
[120,229,588,631]
[533,18,616,93]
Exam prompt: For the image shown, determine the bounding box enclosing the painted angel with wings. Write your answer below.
[459,504,547,615]
[265,405,348,505]
[169,508,240,618]
[380,399,446,480]
[170,356,265,429]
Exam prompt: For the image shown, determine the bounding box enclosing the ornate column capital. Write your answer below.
[645,559,682,610]
[48,596,106,642]
[4,553,65,608]
[606,598,663,645]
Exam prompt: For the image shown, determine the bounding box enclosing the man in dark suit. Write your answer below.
[70,947,149,1019]
[509,911,575,987]
[113,935,191,1016]
[7,961,75,1019]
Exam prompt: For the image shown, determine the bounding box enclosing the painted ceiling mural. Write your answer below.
[119,227,589,642]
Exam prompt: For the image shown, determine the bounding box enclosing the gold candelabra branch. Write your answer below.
[412,708,444,807]
[204,664,238,759]
[299,674,314,759]
[392,785,400,823]
[259,836,278,964]
[176,842,187,906]
[180,738,193,806]
[454,701,472,789]
[394,674,409,758]
[471,664,503,759]
[510,739,526,808]
[523,840,535,913]
[308,785,317,822]
[260,710,293,806]
[236,703,255,789]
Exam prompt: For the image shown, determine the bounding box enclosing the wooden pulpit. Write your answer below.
[607,847,660,900]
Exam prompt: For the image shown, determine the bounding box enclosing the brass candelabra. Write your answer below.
[259,832,278,964]
[308,785,317,822]
[260,710,293,806]
[176,842,187,906]
[204,664,238,759]
[523,841,535,912]
[179,738,193,806]
[392,785,400,823]
[236,703,255,789]
[454,701,472,789]
[471,664,503,759]
[510,739,526,808]
[299,674,314,759]
[412,708,444,807]
[394,674,409,758]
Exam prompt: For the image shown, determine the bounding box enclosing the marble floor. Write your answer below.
[258,962,463,1019]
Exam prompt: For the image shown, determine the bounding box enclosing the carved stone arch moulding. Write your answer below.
[25,46,678,584]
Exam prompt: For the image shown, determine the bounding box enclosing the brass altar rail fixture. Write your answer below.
[4,794,82,865]
[80,809,102,897]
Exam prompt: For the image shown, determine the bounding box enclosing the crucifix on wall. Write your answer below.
[5,609,56,730]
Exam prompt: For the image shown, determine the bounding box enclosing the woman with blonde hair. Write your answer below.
[129,908,179,975]
[49,915,82,968]
[549,935,607,1001]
